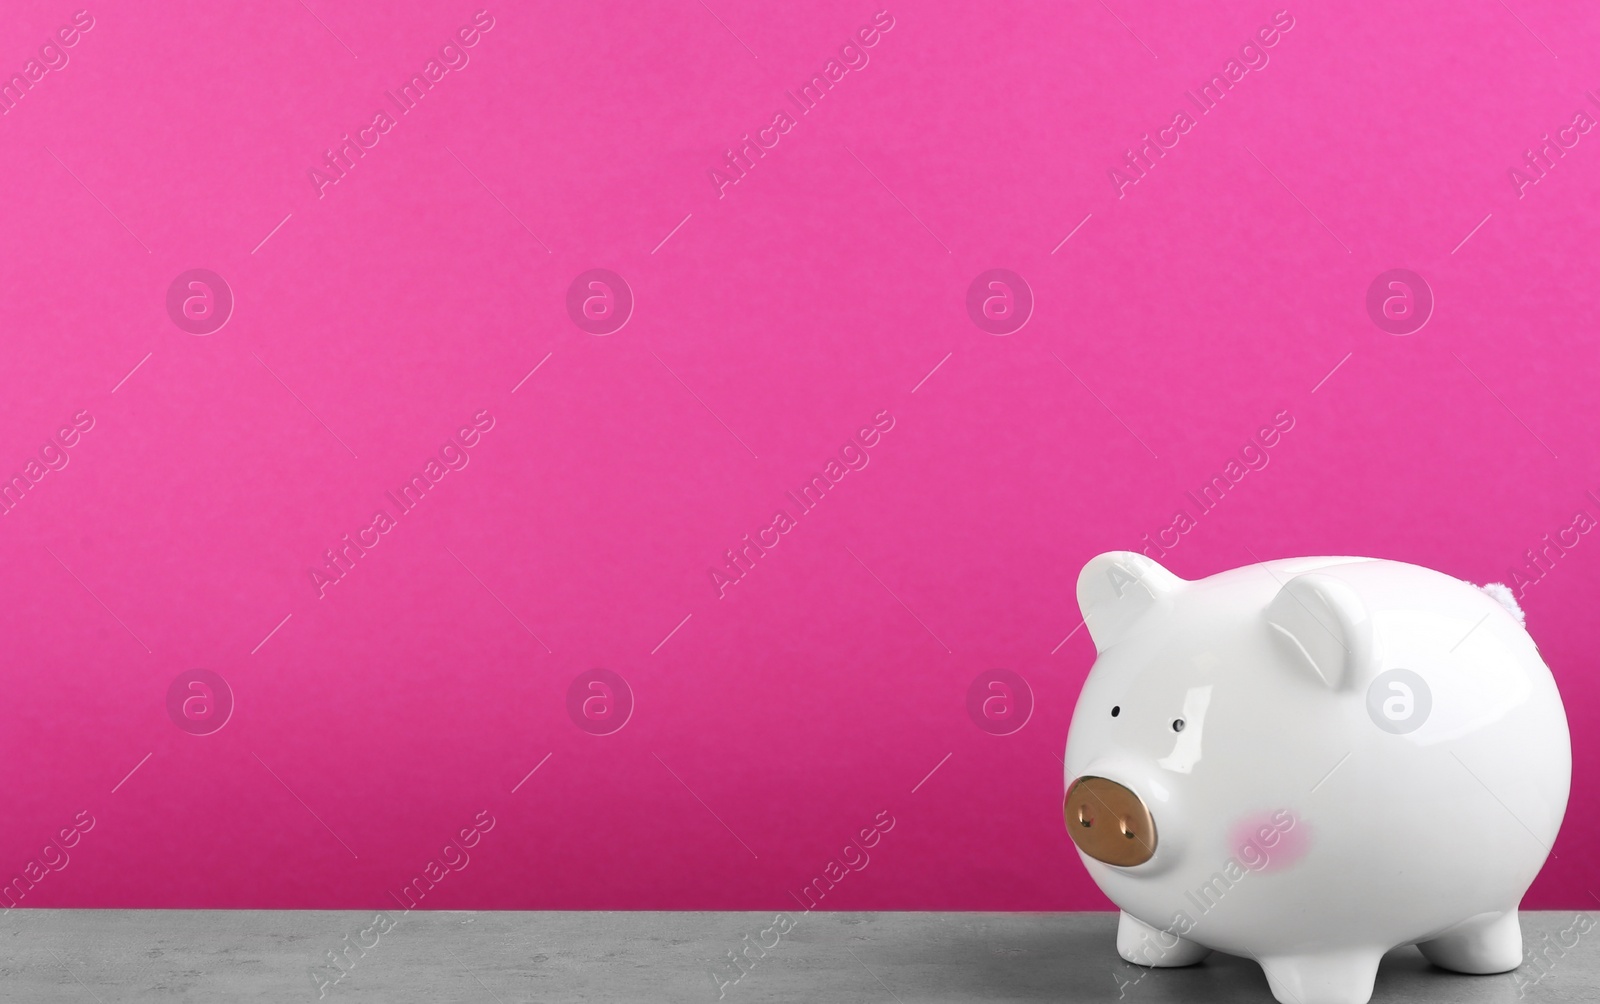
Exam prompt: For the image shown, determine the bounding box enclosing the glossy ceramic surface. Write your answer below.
[1063,553,1571,1004]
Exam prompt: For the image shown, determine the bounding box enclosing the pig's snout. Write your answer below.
[1065,776,1157,867]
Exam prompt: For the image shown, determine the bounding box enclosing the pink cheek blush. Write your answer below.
[1229,811,1313,874]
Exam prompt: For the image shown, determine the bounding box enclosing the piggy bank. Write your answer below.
[1063,552,1570,1004]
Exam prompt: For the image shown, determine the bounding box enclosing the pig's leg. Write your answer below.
[1416,910,1522,974]
[1116,911,1210,967]
[1257,949,1382,1004]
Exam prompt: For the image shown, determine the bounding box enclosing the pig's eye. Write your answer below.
[1172,719,1186,732]
[1111,706,1121,717]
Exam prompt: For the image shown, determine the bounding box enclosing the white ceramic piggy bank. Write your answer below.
[1063,552,1570,1004]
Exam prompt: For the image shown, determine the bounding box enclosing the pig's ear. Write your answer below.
[1265,573,1372,690]
[1077,552,1184,652]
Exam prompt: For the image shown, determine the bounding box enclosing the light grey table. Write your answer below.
[0,910,1590,1001]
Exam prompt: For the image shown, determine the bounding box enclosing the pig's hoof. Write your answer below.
[1417,910,1522,974]
[1258,949,1382,1004]
[1115,911,1210,967]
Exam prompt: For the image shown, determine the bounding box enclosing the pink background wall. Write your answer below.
[0,0,1595,911]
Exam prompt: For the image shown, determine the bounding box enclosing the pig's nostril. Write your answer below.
[1077,808,1092,828]
[1120,819,1136,838]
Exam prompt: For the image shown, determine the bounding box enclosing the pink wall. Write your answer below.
[0,0,1595,911]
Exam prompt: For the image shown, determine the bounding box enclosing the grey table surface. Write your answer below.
[0,909,1590,1002]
